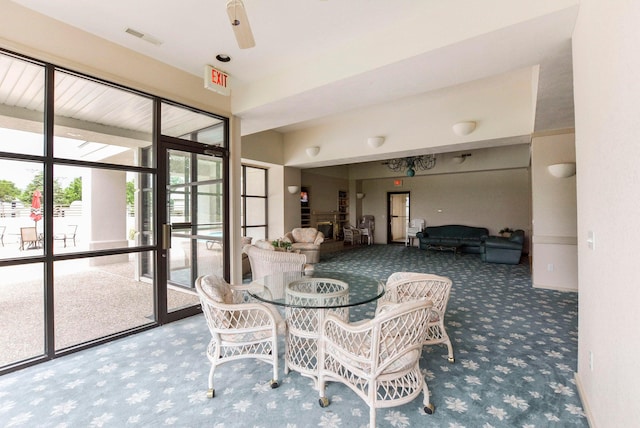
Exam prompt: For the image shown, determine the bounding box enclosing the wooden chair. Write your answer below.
[54,224,77,247]
[20,227,39,250]
[379,272,455,362]
[195,275,284,398]
[318,299,436,427]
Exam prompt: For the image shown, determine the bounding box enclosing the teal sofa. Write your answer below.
[416,225,489,254]
[480,230,525,264]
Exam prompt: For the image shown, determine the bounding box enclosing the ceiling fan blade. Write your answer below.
[226,0,255,49]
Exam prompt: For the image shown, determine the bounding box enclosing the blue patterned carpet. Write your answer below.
[0,245,587,427]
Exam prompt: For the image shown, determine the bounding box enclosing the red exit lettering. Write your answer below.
[211,69,228,88]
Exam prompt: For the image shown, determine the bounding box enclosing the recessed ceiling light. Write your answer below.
[216,54,231,63]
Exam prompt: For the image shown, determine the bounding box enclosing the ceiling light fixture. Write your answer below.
[452,121,477,136]
[384,155,436,177]
[452,153,472,164]
[306,146,320,157]
[216,54,231,63]
[547,162,576,178]
[226,0,255,49]
[367,136,385,148]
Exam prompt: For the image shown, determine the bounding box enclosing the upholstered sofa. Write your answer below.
[480,229,525,264]
[282,227,324,264]
[416,225,489,254]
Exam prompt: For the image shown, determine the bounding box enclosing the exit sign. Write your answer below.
[204,65,230,96]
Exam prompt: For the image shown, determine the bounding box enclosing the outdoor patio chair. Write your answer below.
[19,227,39,250]
[0,225,5,246]
[378,272,455,362]
[244,242,310,282]
[195,275,285,399]
[318,298,436,427]
[54,224,77,247]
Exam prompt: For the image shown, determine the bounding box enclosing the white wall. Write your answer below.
[573,1,640,426]
[282,69,535,168]
[531,132,577,290]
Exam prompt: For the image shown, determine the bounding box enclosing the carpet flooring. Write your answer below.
[0,245,587,427]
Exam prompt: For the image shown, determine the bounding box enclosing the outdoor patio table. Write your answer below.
[249,271,385,386]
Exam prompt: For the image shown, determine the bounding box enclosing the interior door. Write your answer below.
[159,140,228,318]
[387,192,409,243]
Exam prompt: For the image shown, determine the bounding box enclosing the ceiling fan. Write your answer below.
[226,0,255,49]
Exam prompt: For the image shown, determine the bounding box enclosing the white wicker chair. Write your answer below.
[195,275,285,398]
[243,242,312,301]
[379,272,455,362]
[244,242,309,281]
[318,299,436,427]
[343,226,361,245]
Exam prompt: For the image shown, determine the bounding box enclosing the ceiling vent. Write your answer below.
[125,27,163,46]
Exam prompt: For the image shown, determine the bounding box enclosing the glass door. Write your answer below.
[159,141,228,318]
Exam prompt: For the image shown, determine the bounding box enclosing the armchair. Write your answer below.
[244,242,313,302]
[317,299,436,426]
[195,275,284,398]
[379,272,455,362]
[282,227,324,263]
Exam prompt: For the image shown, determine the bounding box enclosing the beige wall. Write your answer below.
[531,132,578,290]
[355,169,531,245]
[573,0,640,426]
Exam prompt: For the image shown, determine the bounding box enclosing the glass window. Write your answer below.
[53,70,153,167]
[0,54,45,156]
[54,253,156,350]
[0,262,45,366]
[241,165,267,240]
[0,159,44,259]
[161,102,225,147]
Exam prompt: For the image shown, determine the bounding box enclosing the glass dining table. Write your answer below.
[248,270,385,384]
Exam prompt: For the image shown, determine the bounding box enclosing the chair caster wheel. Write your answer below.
[270,380,279,389]
[424,403,435,414]
[448,357,455,363]
[318,397,329,408]
[207,388,215,398]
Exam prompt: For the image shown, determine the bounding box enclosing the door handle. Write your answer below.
[162,224,172,249]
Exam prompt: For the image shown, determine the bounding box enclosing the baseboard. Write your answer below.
[575,372,596,427]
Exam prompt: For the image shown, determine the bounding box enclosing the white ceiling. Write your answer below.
[10,0,578,143]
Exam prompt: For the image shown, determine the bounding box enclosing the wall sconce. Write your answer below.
[452,121,477,136]
[547,162,576,178]
[356,192,365,199]
[306,146,320,157]
[367,136,385,148]
[452,153,471,164]
[287,185,300,194]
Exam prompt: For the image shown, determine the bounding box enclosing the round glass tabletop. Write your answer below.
[248,270,385,309]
